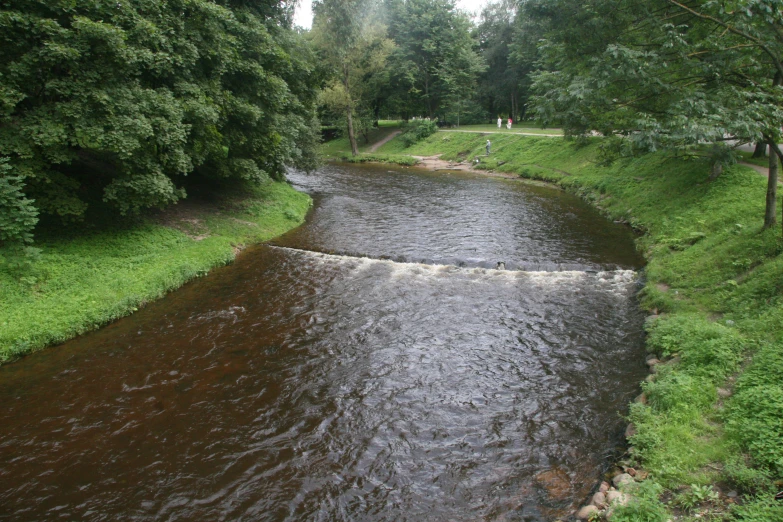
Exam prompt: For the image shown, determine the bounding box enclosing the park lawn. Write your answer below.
[372,130,783,520]
[442,123,563,135]
[0,181,311,362]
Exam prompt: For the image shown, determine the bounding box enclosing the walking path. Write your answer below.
[440,129,562,137]
[739,161,781,184]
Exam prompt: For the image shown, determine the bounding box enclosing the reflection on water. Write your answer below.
[0,165,647,521]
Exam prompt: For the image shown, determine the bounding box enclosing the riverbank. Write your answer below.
[354,131,783,520]
[0,181,311,363]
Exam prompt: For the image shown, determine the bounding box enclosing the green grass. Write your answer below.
[0,181,311,362]
[738,150,772,168]
[361,129,783,519]
[320,124,405,159]
[441,123,563,135]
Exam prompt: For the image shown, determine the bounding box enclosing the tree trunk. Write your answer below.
[764,138,778,228]
[708,161,723,181]
[752,142,767,158]
[346,104,359,156]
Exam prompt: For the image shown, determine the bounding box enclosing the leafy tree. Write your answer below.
[0,0,320,238]
[528,0,783,230]
[386,0,484,120]
[312,0,394,155]
[476,0,529,122]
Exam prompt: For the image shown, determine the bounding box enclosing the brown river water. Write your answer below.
[0,164,648,521]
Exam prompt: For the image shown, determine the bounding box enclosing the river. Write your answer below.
[0,164,648,521]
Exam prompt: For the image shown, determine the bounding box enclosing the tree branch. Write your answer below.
[665,0,783,79]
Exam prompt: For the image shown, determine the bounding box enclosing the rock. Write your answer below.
[604,507,614,520]
[599,481,611,493]
[625,423,637,439]
[727,490,738,498]
[646,358,661,368]
[626,467,637,477]
[606,490,630,506]
[634,469,649,480]
[534,467,571,502]
[612,473,634,489]
[591,491,607,509]
[575,505,599,520]
[717,387,732,399]
[645,353,658,362]
[634,393,647,404]
[645,374,656,383]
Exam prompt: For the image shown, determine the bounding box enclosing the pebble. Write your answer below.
[717,387,732,398]
[599,481,610,493]
[575,505,599,520]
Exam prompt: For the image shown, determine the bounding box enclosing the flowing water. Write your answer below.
[0,164,648,521]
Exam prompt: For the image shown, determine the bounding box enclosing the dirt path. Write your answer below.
[739,161,782,184]
[369,130,402,152]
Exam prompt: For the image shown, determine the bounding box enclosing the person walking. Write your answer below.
[497,117,502,129]
[507,117,512,130]
[486,140,491,155]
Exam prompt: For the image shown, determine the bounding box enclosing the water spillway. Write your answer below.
[0,164,648,520]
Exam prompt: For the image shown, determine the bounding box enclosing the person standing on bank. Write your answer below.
[507,117,512,130]
[486,140,491,155]
[497,117,502,128]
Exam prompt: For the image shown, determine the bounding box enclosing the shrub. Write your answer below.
[0,160,38,247]
[399,120,438,147]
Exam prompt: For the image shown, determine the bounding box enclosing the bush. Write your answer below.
[399,120,438,147]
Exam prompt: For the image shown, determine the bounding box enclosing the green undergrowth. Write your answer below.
[372,130,783,520]
[338,153,418,165]
[320,124,403,159]
[0,181,311,362]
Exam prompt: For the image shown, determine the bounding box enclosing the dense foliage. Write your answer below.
[0,0,319,244]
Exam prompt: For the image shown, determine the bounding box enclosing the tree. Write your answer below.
[312,0,394,155]
[528,0,783,230]
[385,0,484,120]
[0,0,320,238]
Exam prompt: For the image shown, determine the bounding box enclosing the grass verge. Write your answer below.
[0,181,311,362]
[364,130,783,520]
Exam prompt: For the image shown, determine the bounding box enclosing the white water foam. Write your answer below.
[269,246,638,295]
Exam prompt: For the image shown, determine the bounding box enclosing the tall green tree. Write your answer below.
[0,0,319,241]
[312,0,394,155]
[528,0,783,229]
[386,0,484,120]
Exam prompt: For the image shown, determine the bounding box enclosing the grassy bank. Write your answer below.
[0,181,311,362]
[370,131,783,520]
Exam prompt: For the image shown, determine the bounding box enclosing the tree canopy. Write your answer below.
[0,0,320,248]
